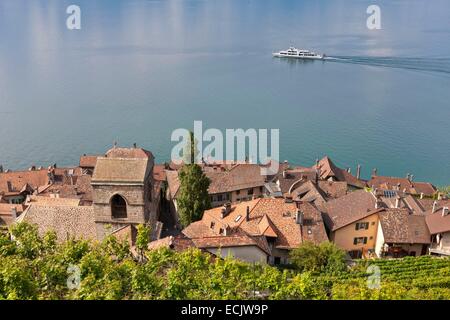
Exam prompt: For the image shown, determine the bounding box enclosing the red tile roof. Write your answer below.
[0,169,49,195]
[79,155,98,168]
[18,205,96,241]
[205,164,266,194]
[367,176,436,196]
[322,190,380,231]
[425,203,450,234]
[379,209,430,244]
[315,156,366,188]
[183,198,328,252]
[153,164,167,182]
[0,203,25,226]
[148,235,196,251]
[105,147,153,159]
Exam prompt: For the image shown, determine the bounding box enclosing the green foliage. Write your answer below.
[437,186,450,198]
[136,224,150,252]
[289,241,346,274]
[101,234,131,262]
[177,164,211,227]
[0,222,449,300]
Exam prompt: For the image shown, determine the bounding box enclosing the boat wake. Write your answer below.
[324,56,450,75]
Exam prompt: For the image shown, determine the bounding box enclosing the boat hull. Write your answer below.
[272,53,324,60]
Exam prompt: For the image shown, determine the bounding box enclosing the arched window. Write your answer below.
[111,194,127,219]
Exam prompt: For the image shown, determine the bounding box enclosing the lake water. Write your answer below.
[0,0,449,185]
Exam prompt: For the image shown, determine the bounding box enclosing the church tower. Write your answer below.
[91,146,157,240]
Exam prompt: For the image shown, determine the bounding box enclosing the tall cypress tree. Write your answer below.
[177,164,211,227]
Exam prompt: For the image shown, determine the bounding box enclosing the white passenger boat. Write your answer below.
[272,47,325,60]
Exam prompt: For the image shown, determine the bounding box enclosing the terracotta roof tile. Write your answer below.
[79,155,98,168]
[148,235,195,251]
[315,156,366,188]
[18,205,96,241]
[0,204,25,226]
[368,176,436,196]
[425,203,450,234]
[92,157,150,184]
[165,170,180,199]
[184,198,328,251]
[105,147,153,159]
[322,190,379,231]
[153,164,167,182]
[206,164,266,194]
[191,233,270,255]
[25,195,81,207]
[0,169,49,195]
[379,209,430,244]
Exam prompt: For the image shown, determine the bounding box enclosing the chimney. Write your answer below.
[246,206,250,221]
[221,203,231,218]
[432,201,437,213]
[282,170,287,179]
[375,197,382,209]
[395,196,400,209]
[410,174,414,182]
[295,210,304,225]
[406,173,410,181]
[420,192,424,199]
[347,167,351,173]
[437,192,442,200]
[133,142,137,148]
[442,207,449,217]
[0,165,3,173]
[356,164,361,180]
[47,167,55,184]
[11,207,17,220]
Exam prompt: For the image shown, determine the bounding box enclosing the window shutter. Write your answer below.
[365,223,369,230]
[355,224,359,231]
[353,238,358,245]
[363,237,368,244]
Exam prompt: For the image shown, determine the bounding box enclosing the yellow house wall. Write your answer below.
[331,213,379,252]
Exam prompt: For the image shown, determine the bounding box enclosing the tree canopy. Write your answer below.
[289,241,347,274]
[177,164,211,227]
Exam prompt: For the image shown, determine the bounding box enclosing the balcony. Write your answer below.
[429,244,450,256]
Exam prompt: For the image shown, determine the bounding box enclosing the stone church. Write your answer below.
[91,147,159,240]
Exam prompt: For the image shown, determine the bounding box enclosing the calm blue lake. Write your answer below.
[0,0,449,185]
